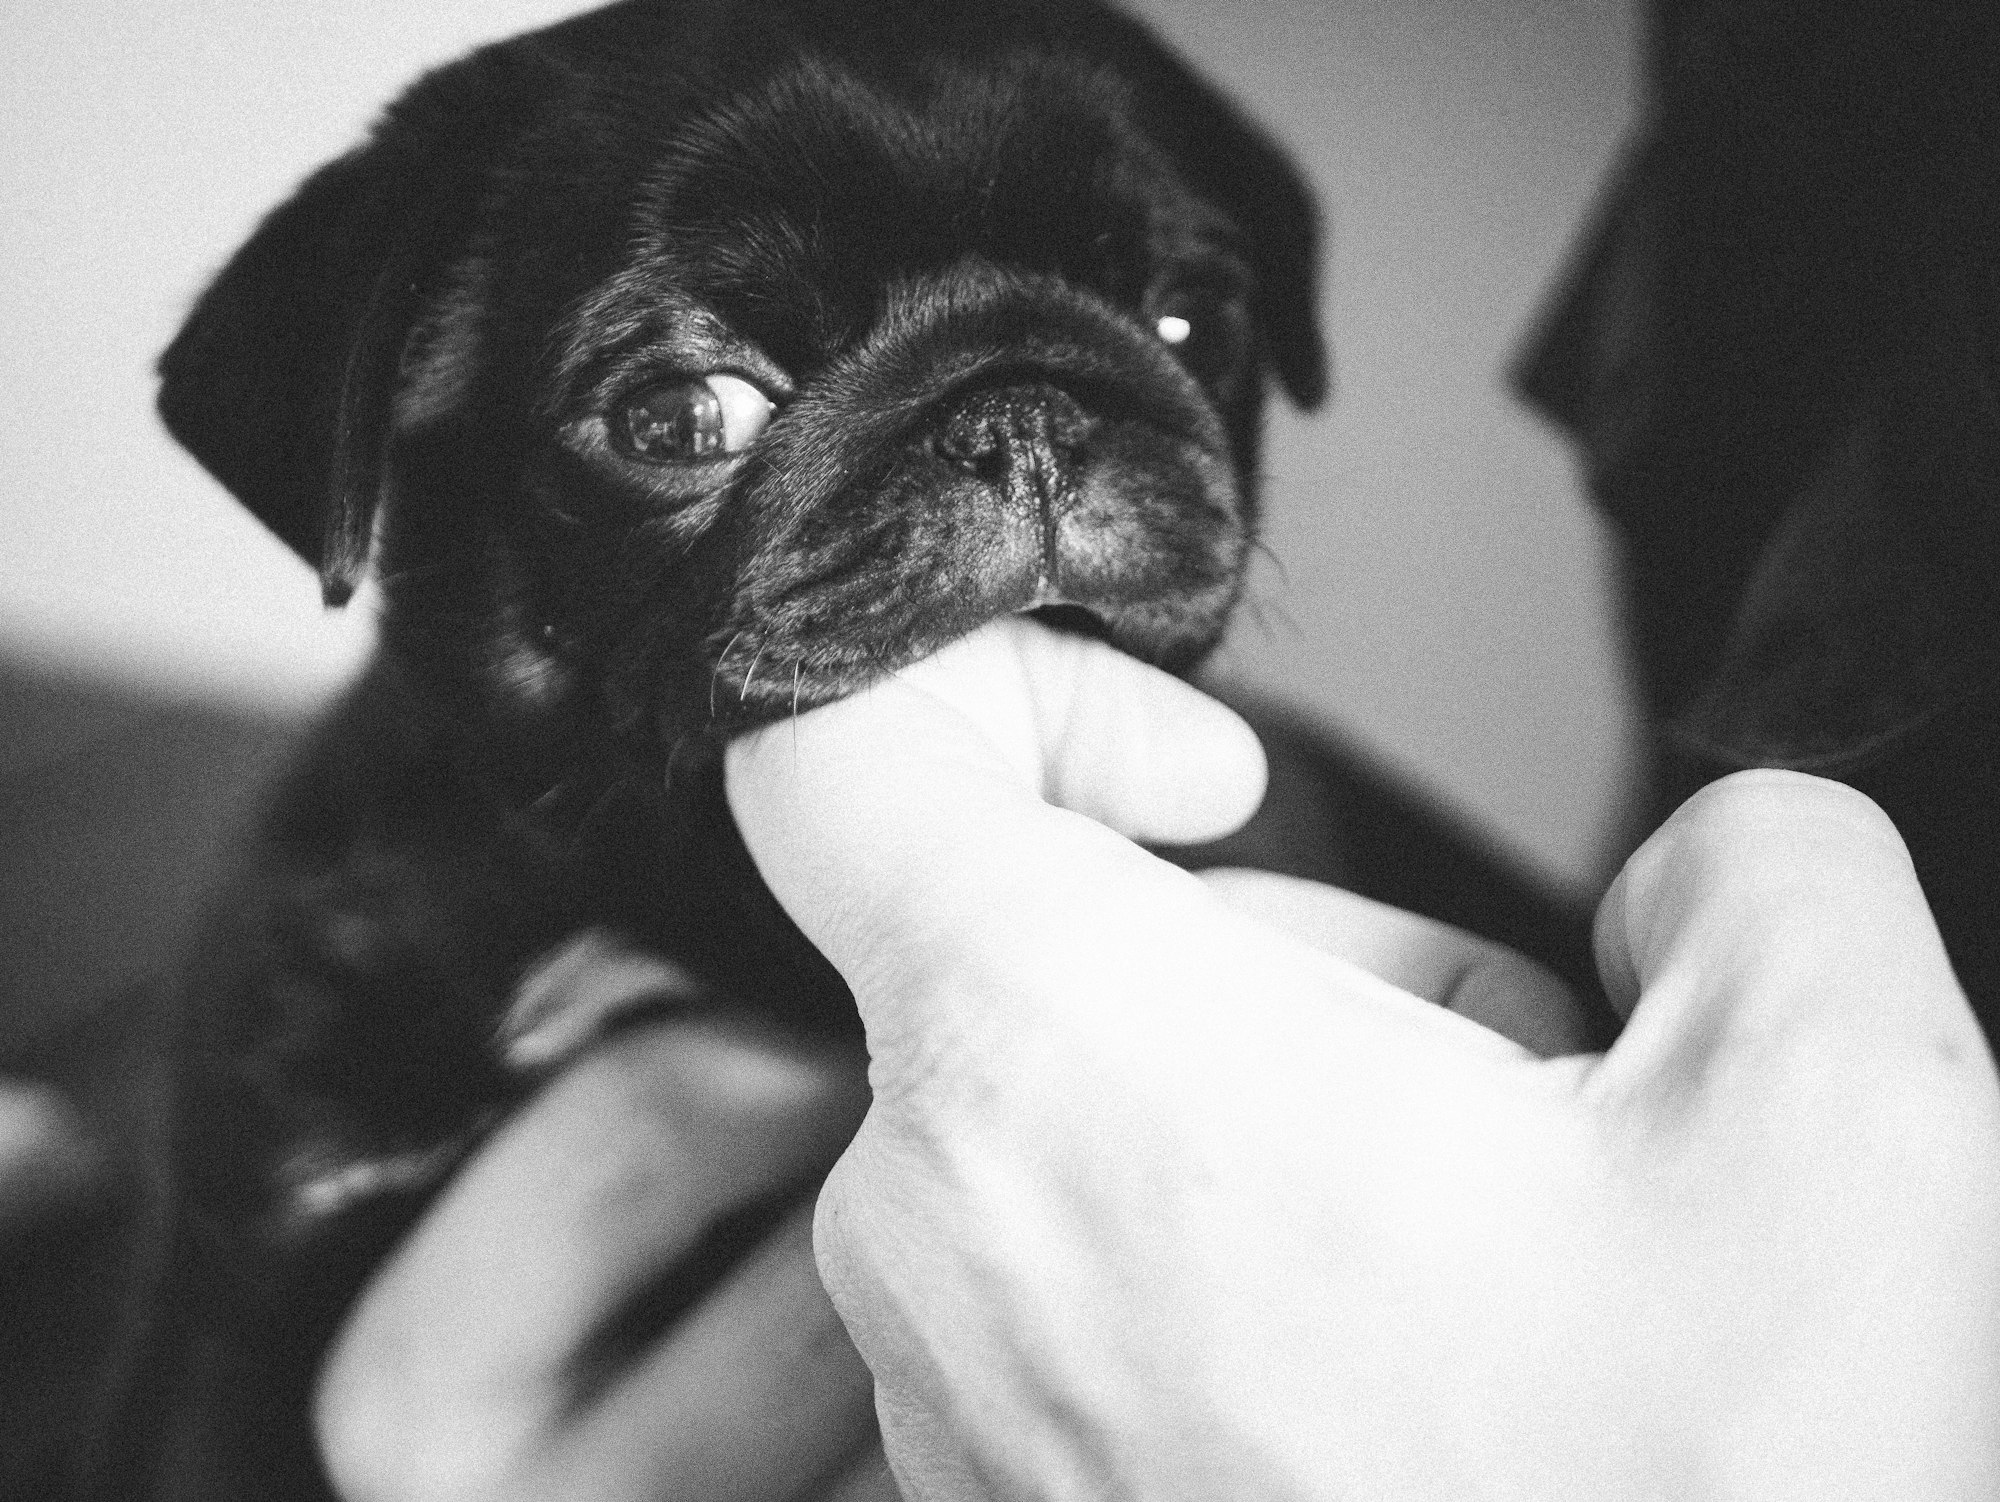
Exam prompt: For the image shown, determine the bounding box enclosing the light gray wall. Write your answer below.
[1128,0,1641,890]
[0,0,1639,891]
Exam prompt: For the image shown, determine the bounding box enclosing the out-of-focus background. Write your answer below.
[1,0,1639,1024]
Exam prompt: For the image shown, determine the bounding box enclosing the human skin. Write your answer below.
[727,621,2000,1501]
[314,619,2000,1500]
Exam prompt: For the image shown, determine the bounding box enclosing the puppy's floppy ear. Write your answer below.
[1088,11,1328,409]
[1193,112,1329,411]
[158,50,546,605]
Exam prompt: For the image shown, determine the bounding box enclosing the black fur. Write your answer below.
[77,2,1333,1496]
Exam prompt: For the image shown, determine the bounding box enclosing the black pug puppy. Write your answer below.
[4,1,1608,1496]
[51,1,1334,1496]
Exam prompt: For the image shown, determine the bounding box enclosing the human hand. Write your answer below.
[315,1018,896,1502]
[307,614,1574,1502]
[727,618,2000,1501]
[309,615,1581,1502]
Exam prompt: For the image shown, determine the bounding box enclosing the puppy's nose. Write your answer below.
[933,383,1096,495]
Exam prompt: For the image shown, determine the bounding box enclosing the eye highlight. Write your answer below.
[617,373,774,462]
[1150,285,1251,390]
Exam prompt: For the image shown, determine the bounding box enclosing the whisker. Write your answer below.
[711,629,745,720]
[1249,537,1291,590]
[791,660,803,764]
[740,642,767,705]
[1241,596,1277,645]
[1242,592,1303,645]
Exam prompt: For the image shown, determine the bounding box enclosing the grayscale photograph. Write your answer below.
[3,2,1996,1497]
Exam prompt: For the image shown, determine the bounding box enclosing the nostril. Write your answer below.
[1040,393,1097,456]
[933,422,1005,476]
[934,383,1098,477]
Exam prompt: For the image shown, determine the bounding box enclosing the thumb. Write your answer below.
[889,617,1267,845]
[1593,770,1989,1088]
[724,618,1264,999]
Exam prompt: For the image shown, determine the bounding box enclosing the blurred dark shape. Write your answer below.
[0,662,311,1042]
[0,659,310,1501]
[1518,0,2000,1027]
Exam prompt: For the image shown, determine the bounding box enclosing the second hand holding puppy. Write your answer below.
[728,618,2000,1502]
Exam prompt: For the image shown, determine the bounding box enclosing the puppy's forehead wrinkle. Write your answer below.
[837,264,1229,448]
[630,51,1186,307]
[535,56,1250,425]
[544,276,788,417]
[650,50,1130,210]
[687,262,1234,608]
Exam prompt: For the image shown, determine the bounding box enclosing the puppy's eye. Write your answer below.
[616,374,773,462]
[1152,288,1251,389]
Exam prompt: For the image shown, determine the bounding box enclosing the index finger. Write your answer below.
[1592,770,1991,1090]
[1199,869,1600,1057]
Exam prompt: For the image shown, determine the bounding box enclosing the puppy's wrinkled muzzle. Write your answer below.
[694,342,1243,734]
[935,381,1099,608]
[934,382,1097,494]
[935,382,1131,621]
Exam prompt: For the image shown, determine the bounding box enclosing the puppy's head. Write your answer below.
[161,0,1325,775]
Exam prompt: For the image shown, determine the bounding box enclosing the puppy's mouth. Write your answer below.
[1020,601,1116,645]
[688,592,1207,743]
